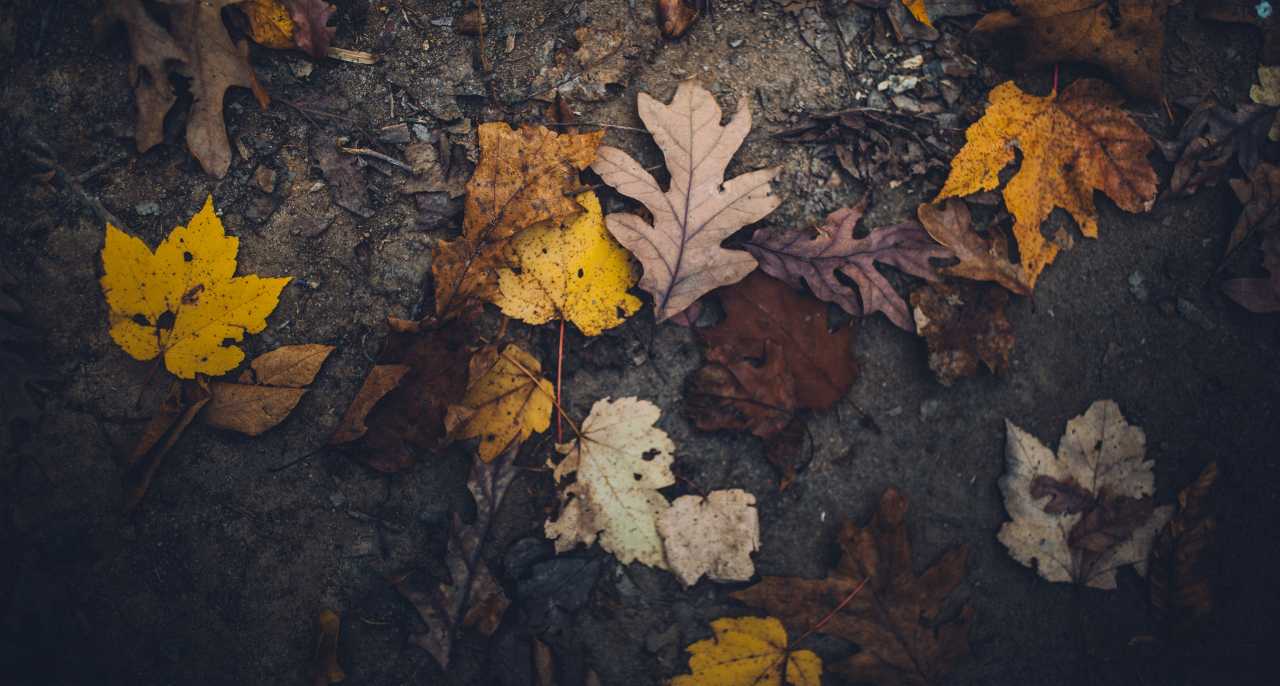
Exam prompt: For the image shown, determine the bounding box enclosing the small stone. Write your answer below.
[135,201,159,216]
[329,492,346,508]
[1176,298,1216,331]
[1127,271,1148,302]
[289,59,313,79]
[412,123,434,141]
[253,166,277,193]
[728,37,744,48]
[887,406,904,417]
[900,54,924,70]
[919,398,941,421]
[377,123,411,144]
[430,16,453,27]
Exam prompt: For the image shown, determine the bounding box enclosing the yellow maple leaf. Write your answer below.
[445,344,554,462]
[671,616,821,686]
[935,79,1157,286]
[903,0,933,27]
[244,0,296,49]
[495,191,640,336]
[100,196,292,379]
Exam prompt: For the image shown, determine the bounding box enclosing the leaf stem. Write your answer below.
[556,318,565,443]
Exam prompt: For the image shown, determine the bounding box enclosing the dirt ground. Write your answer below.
[2,1,1279,684]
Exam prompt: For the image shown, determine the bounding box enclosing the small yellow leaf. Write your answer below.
[496,191,641,336]
[671,616,821,686]
[244,0,297,50]
[446,344,553,462]
[100,196,292,379]
[903,0,933,27]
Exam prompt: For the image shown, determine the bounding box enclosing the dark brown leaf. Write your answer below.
[916,200,1030,295]
[1223,234,1280,312]
[329,364,411,446]
[283,0,336,58]
[1028,475,1095,515]
[122,379,211,511]
[910,280,1015,386]
[1226,162,1280,255]
[658,0,699,39]
[1160,98,1274,197]
[1149,463,1218,625]
[312,132,373,218]
[733,488,973,686]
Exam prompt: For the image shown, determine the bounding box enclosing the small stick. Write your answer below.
[340,146,413,172]
[21,133,127,231]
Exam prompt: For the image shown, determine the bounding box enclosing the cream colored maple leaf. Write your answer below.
[658,489,760,587]
[999,400,1172,589]
[544,397,676,568]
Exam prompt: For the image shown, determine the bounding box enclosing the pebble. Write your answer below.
[1176,298,1216,331]
[1127,271,1149,302]
[728,37,744,48]
[135,201,159,216]
[900,55,924,70]
[919,398,941,421]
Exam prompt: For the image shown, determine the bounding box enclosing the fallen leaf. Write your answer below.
[745,195,950,331]
[973,0,1172,100]
[394,445,517,668]
[534,27,630,103]
[658,0,700,39]
[432,124,603,318]
[657,489,761,586]
[670,616,822,686]
[100,196,292,379]
[122,379,212,511]
[204,343,334,436]
[104,0,269,178]
[592,80,781,322]
[495,191,641,336]
[916,200,1030,295]
[312,132,372,218]
[1198,0,1280,64]
[903,0,933,27]
[1225,162,1280,255]
[1160,97,1273,197]
[244,0,296,49]
[329,364,411,445]
[999,400,1174,589]
[1149,463,1218,626]
[282,0,337,58]
[733,488,973,686]
[311,609,345,686]
[1223,233,1280,312]
[775,107,949,188]
[446,344,554,462]
[910,280,1015,386]
[1249,64,1280,141]
[936,79,1157,286]
[544,397,675,568]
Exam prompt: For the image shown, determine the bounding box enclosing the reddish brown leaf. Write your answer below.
[1160,98,1273,198]
[910,280,1015,386]
[1149,463,1218,625]
[658,0,699,38]
[745,196,950,331]
[916,200,1030,295]
[733,488,973,686]
[122,379,211,511]
[329,364,411,446]
[283,0,336,58]
[1226,162,1280,255]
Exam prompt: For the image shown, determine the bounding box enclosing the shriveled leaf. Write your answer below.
[446,344,554,462]
[671,616,822,686]
[1149,463,1218,627]
[311,609,345,686]
[329,364,411,445]
[496,191,641,336]
[745,195,950,331]
[244,0,296,49]
[544,397,675,568]
[203,344,334,436]
[657,489,760,586]
[734,489,973,686]
[999,400,1173,589]
[658,0,700,39]
[936,79,1157,286]
[592,80,781,321]
[1160,97,1273,197]
[100,196,292,379]
[282,0,337,58]
[916,200,1030,295]
[1223,234,1280,312]
[910,280,1015,386]
[534,26,630,102]
[394,446,517,668]
[122,379,211,511]
[432,124,603,319]
[1226,162,1280,255]
[974,0,1172,100]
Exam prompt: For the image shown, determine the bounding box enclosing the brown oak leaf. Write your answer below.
[916,200,1030,295]
[974,0,1173,100]
[592,80,781,322]
[910,280,1015,386]
[733,488,974,686]
[745,196,951,331]
[1149,463,1218,627]
[432,124,603,319]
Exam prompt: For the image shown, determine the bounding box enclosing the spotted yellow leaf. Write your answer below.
[671,616,821,686]
[445,344,554,462]
[243,0,296,49]
[100,196,291,379]
[495,191,640,336]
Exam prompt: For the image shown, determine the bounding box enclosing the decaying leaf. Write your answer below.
[973,0,1172,100]
[658,0,700,39]
[911,280,1014,386]
[1225,162,1280,255]
[671,616,822,686]
[122,379,212,511]
[999,400,1174,589]
[1160,97,1273,197]
[916,200,1030,295]
[534,26,630,103]
[312,609,345,686]
[204,343,334,436]
[446,344,554,462]
[775,107,950,188]
[1249,65,1280,141]
[686,272,858,487]
[100,196,292,379]
[1149,463,1218,626]
[658,489,761,587]
[545,397,676,568]
[495,191,641,336]
[395,445,517,668]
[734,488,973,686]
[592,80,781,321]
[1223,233,1280,312]
[104,0,269,178]
[745,195,950,331]
[244,0,295,49]
[936,80,1157,286]
[329,364,411,445]
[333,321,472,472]
[281,0,337,58]
[1198,0,1280,64]
[432,124,604,318]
